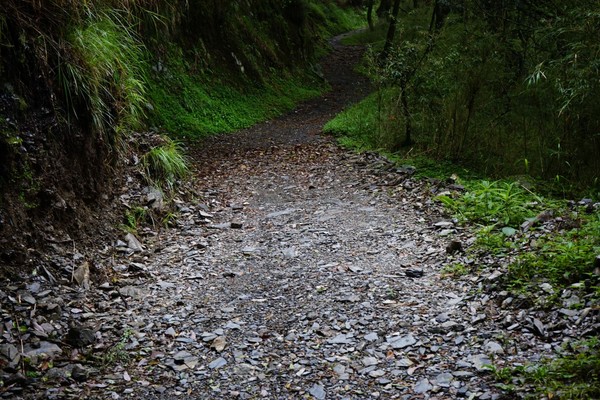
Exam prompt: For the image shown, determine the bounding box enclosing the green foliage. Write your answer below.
[441,263,470,277]
[324,91,381,148]
[329,1,600,185]
[140,140,188,190]
[101,328,132,367]
[308,1,366,36]
[124,206,148,232]
[341,23,387,46]
[494,338,600,400]
[62,10,148,138]
[509,213,600,286]
[147,47,325,138]
[437,181,542,227]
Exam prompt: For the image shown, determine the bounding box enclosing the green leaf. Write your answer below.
[502,227,517,236]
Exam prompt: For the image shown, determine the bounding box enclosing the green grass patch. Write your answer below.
[324,91,380,148]
[341,23,387,46]
[493,338,600,400]
[140,139,188,190]
[508,213,600,288]
[63,10,148,136]
[309,1,367,37]
[436,180,545,227]
[147,49,326,138]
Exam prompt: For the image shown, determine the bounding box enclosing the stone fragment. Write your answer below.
[328,334,353,344]
[125,233,143,252]
[484,341,504,354]
[230,221,243,229]
[73,261,91,289]
[532,318,546,337]
[405,269,424,278]
[309,384,326,400]
[364,332,379,342]
[414,378,433,394]
[0,344,20,368]
[24,341,62,358]
[66,327,96,347]
[208,357,227,369]
[369,369,385,378]
[434,372,453,387]
[388,334,417,349]
[469,354,492,371]
[212,336,227,352]
[362,357,379,366]
[446,240,462,254]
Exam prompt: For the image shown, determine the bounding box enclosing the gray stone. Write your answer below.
[484,341,504,354]
[388,334,417,349]
[146,187,164,211]
[328,334,353,344]
[125,233,143,252]
[469,354,492,371]
[364,332,379,342]
[362,357,379,366]
[66,327,96,347]
[119,286,146,299]
[435,313,450,323]
[414,378,433,394]
[267,209,296,219]
[434,372,453,387]
[208,357,227,369]
[0,344,20,368]
[396,358,414,368]
[369,369,385,378]
[309,383,326,400]
[24,341,62,358]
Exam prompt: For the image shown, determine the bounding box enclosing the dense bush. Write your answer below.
[327,0,600,188]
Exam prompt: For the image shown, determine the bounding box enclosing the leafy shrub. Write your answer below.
[141,140,188,190]
[437,180,542,227]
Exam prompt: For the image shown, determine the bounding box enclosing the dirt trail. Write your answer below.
[96,37,531,399]
[194,33,370,159]
[4,35,556,400]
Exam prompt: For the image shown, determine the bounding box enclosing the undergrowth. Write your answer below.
[493,338,600,400]
[140,139,188,190]
[62,10,148,139]
[147,51,325,138]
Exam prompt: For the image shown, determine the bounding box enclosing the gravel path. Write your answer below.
[2,34,568,400]
[118,144,511,400]
[92,37,527,400]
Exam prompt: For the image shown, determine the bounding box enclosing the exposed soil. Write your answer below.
[1,34,597,400]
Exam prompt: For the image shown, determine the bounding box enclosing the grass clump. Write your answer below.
[62,10,148,138]
[509,213,600,287]
[436,180,544,228]
[494,338,600,400]
[140,139,188,190]
[435,177,599,290]
[324,91,380,149]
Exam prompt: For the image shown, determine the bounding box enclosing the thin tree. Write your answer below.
[367,0,375,31]
[380,0,401,61]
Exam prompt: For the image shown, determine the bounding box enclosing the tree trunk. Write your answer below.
[376,0,392,19]
[401,81,413,146]
[380,0,402,60]
[367,0,375,31]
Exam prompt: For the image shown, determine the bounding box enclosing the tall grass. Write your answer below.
[62,10,148,137]
[140,140,188,190]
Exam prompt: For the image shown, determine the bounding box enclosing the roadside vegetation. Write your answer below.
[0,0,366,247]
[325,2,600,398]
